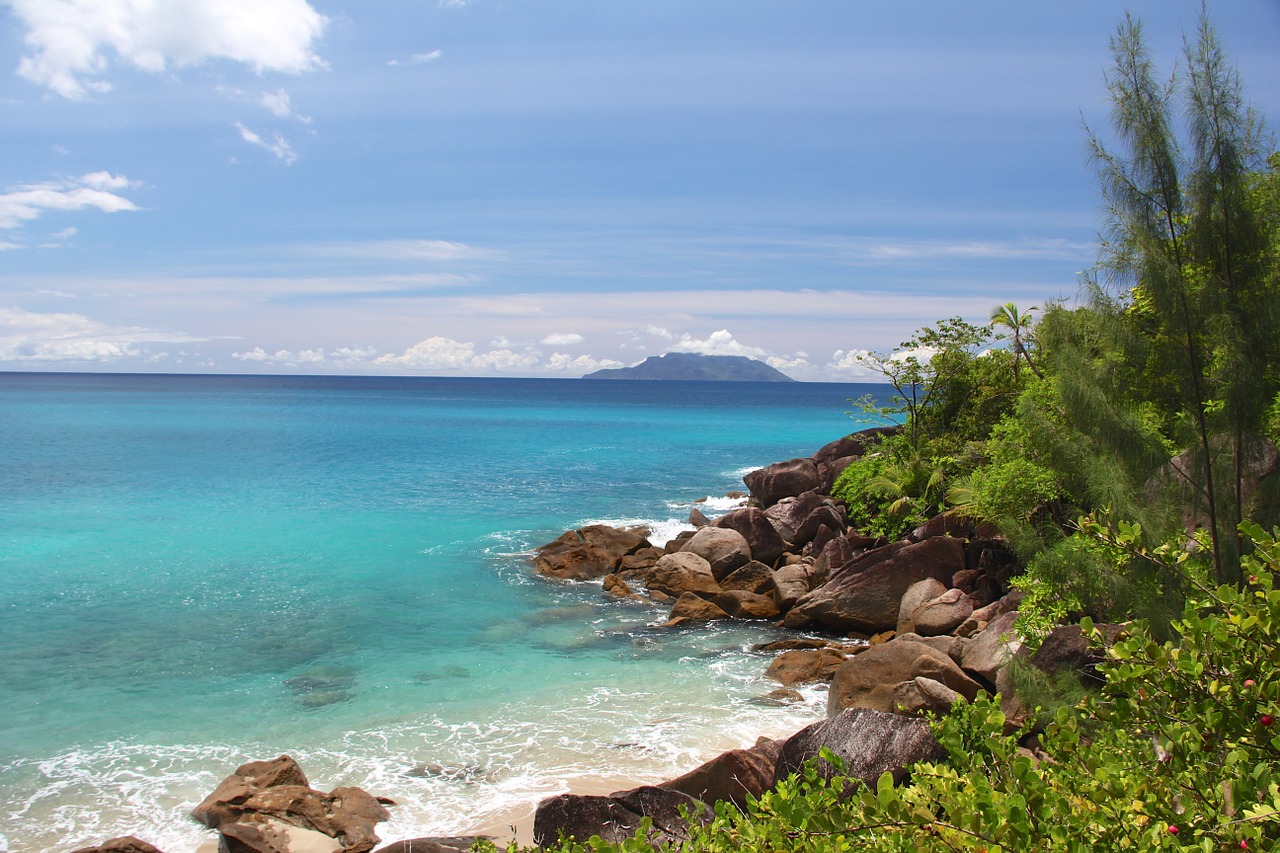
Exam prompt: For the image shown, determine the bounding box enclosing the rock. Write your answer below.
[816,455,856,495]
[911,588,974,637]
[711,590,780,620]
[909,511,977,542]
[811,427,900,468]
[772,707,945,788]
[688,507,711,528]
[372,839,490,853]
[744,458,821,508]
[70,838,165,853]
[893,677,961,716]
[532,543,622,581]
[792,504,847,551]
[955,590,1023,638]
[221,817,343,853]
[961,610,1023,686]
[1029,624,1092,676]
[764,647,849,686]
[771,563,812,611]
[713,508,788,566]
[764,492,829,542]
[764,688,805,704]
[644,552,721,597]
[826,640,983,716]
[235,756,310,789]
[533,786,711,847]
[578,524,651,554]
[659,738,785,809]
[783,537,966,635]
[602,574,632,597]
[666,591,731,621]
[680,527,752,579]
[719,561,775,595]
[895,578,947,635]
[665,530,696,553]
[618,546,665,574]
[894,632,967,663]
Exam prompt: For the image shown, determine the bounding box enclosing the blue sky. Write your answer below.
[2,1,1278,380]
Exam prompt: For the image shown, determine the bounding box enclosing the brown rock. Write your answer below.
[792,504,848,550]
[893,677,962,716]
[644,552,721,597]
[771,563,813,611]
[373,840,490,853]
[533,786,711,848]
[660,738,785,809]
[602,574,632,597]
[719,560,775,595]
[763,492,829,542]
[827,639,983,716]
[681,527,752,579]
[532,543,621,581]
[688,507,711,528]
[711,590,780,620]
[577,524,651,555]
[961,610,1023,686]
[911,588,974,637]
[714,507,788,566]
[772,707,944,788]
[784,537,966,635]
[764,648,849,686]
[618,546,665,574]
[667,591,731,621]
[70,838,165,853]
[895,578,947,635]
[743,458,821,508]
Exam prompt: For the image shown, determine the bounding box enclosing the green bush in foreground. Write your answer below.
[486,523,1280,852]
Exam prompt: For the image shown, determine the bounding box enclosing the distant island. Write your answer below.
[583,352,796,382]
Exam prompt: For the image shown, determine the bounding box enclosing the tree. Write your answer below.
[1084,12,1278,585]
[988,302,1043,380]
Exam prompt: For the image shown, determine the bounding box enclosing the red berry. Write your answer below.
[1245,679,1257,688]
[1240,840,1249,849]
[1168,825,1179,835]
[1262,715,1274,727]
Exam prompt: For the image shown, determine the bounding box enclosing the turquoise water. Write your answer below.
[0,373,890,852]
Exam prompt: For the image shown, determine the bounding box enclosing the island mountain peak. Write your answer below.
[583,352,795,382]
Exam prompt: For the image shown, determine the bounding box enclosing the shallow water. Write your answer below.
[0,373,890,852]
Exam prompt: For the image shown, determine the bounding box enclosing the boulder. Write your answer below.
[533,786,711,847]
[644,552,721,597]
[714,508,788,566]
[784,537,966,634]
[961,610,1023,686]
[688,507,711,528]
[771,563,812,611]
[618,546,665,574]
[718,561,775,595]
[895,578,947,635]
[744,459,821,508]
[711,590,780,620]
[667,591,731,621]
[892,677,961,717]
[577,524,651,555]
[792,504,847,550]
[70,839,165,853]
[772,707,945,788]
[911,588,974,637]
[811,426,900,468]
[532,543,622,581]
[659,738,785,809]
[893,632,967,663]
[764,647,850,686]
[372,840,490,853]
[826,640,983,716]
[1029,623,1092,676]
[764,492,828,542]
[220,817,343,853]
[601,574,632,597]
[679,527,752,579]
[955,590,1023,638]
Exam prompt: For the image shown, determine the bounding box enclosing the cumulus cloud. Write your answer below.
[0,306,198,362]
[235,122,297,165]
[0,172,139,230]
[231,346,377,367]
[669,328,767,359]
[375,336,540,372]
[9,0,329,100]
[540,332,583,346]
[544,353,624,373]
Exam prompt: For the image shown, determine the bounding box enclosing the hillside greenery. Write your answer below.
[484,13,1280,852]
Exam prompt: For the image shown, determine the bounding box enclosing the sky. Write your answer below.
[1,1,1278,381]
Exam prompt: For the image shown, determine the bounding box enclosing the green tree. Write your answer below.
[988,302,1043,380]
[1084,12,1278,585]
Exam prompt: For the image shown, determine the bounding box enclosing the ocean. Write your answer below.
[0,373,891,852]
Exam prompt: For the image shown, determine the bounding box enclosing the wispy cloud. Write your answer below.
[9,0,328,99]
[235,122,298,165]
[0,306,201,363]
[388,50,443,67]
[0,172,139,230]
[316,239,501,262]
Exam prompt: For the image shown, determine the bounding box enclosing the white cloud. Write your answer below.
[9,0,328,100]
[259,87,310,122]
[0,172,139,230]
[235,122,297,165]
[544,353,624,373]
[231,346,379,367]
[388,50,443,66]
[0,306,198,362]
[540,332,583,346]
[646,325,674,340]
[670,329,767,359]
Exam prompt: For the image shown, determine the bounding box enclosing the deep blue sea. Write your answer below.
[0,373,892,852]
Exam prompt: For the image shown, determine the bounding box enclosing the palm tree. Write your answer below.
[989,302,1043,380]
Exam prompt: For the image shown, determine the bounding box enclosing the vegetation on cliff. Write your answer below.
[583,353,795,382]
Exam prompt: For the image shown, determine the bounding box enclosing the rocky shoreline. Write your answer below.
[71,426,1098,853]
